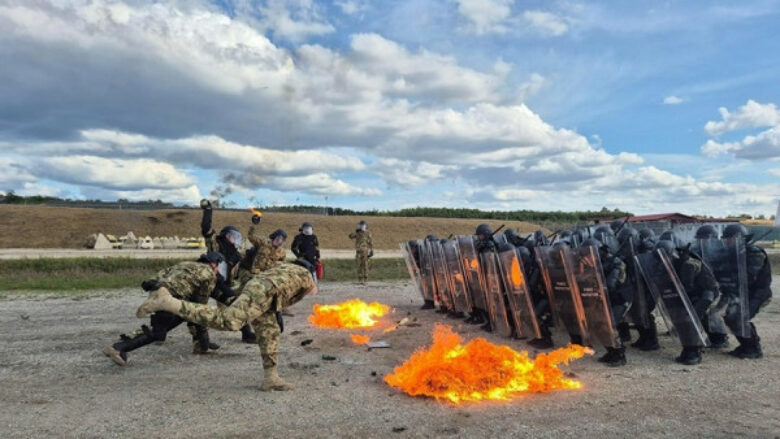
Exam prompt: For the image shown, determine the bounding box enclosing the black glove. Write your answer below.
[275,311,284,333]
[200,199,212,210]
[368,250,374,258]
[252,214,261,224]
[141,279,161,292]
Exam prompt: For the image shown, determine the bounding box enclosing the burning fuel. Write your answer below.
[350,334,371,345]
[308,298,390,329]
[385,324,593,404]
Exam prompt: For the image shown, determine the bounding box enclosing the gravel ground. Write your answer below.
[0,248,402,260]
[1,278,778,439]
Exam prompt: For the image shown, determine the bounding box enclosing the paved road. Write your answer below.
[0,248,402,260]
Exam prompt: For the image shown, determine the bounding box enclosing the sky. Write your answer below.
[0,0,778,217]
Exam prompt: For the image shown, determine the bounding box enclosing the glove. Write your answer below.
[251,214,261,225]
[368,250,374,258]
[141,279,161,292]
[275,311,284,333]
[200,199,212,210]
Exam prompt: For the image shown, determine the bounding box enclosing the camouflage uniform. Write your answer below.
[236,225,286,284]
[155,261,217,303]
[349,229,373,283]
[177,263,315,369]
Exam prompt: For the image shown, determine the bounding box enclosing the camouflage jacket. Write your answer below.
[244,225,286,274]
[349,229,373,254]
[677,257,719,298]
[153,261,216,304]
[242,263,316,311]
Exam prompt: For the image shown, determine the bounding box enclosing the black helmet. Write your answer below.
[617,226,639,243]
[655,240,679,259]
[198,251,225,264]
[515,245,531,263]
[559,230,572,239]
[610,219,624,233]
[299,222,313,232]
[694,224,718,240]
[358,220,367,226]
[503,228,523,245]
[425,234,438,241]
[218,226,243,250]
[532,230,549,246]
[659,230,682,247]
[582,237,602,248]
[269,229,287,241]
[721,224,750,239]
[638,228,656,241]
[475,223,493,237]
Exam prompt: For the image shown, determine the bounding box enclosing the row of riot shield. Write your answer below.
[535,245,618,348]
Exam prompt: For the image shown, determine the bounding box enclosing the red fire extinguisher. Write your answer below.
[316,260,324,280]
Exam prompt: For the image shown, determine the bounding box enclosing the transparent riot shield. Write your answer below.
[419,241,441,308]
[617,237,649,328]
[536,246,587,340]
[400,240,430,302]
[493,234,508,246]
[565,245,618,348]
[694,237,750,337]
[442,240,472,313]
[428,240,455,311]
[497,248,541,339]
[635,250,709,347]
[457,236,487,312]
[479,252,513,338]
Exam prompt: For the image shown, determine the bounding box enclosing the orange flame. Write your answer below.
[308,299,390,329]
[247,208,263,217]
[350,334,371,345]
[385,324,593,404]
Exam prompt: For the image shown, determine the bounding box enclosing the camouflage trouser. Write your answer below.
[356,251,369,282]
[178,280,281,369]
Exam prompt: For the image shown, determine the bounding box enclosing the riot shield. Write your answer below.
[442,240,472,313]
[419,241,441,308]
[694,237,750,337]
[635,250,709,347]
[618,237,649,328]
[428,240,455,311]
[457,236,488,312]
[400,241,430,302]
[479,251,513,338]
[565,245,618,348]
[497,247,541,339]
[493,234,508,246]
[536,246,587,340]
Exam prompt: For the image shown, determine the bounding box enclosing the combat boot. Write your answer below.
[707,332,729,349]
[528,336,554,349]
[729,324,763,359]
[420,300,435,310]
[467,309,486,325]
[632,322,660,351]
[136,287,180,318]
[103,333,155,366]
[260,366,295,392]
[675,346,702,365]
[569,333,583,346]
[241,325,257,344]
[598,347,627,367]
[617,322,632,343]
[191,325,220,354]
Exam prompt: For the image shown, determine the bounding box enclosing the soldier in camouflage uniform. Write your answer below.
[136,261,317,391]
[200,199,257,343]
[103,252,234,366]
[349,220,373,284]
[235,226,287,283]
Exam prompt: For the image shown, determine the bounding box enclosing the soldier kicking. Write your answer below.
[136,260,318,391]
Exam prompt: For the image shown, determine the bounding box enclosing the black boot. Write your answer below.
[103,333,155,366]
[617,322,632,343]
[632,322,660,351]
[420,300,435,310]
[191,325,220,354]
[528,336,554,349]
[707,332,729,349]
[467,309,486,325]
[598,346,627,367]
[728,324,762,359]
[241,325,257,344]
[675,346,702,365]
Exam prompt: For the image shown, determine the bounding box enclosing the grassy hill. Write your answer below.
[0,205,542,249]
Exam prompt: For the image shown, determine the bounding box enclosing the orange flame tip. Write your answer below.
[308,298,390,329]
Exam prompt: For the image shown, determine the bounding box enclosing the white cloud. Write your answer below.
[663,95,684,105]
[522,10,569,36]
[704,100,780,136]
[335,0,368,16]
[454,0,513,35]
[32,156,195,190]
[701,127,780,160]
[768,168,780,177]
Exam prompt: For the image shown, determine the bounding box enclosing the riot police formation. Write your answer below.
[400,222,773,368]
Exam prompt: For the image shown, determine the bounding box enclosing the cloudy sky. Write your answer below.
[1,0,778,216]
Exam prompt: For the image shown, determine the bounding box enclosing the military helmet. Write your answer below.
[269,229,287,241]
[425,234,438,241]
[218,226,243,249]
[532,230,549,246]
[659,230,682,246]
[581,237,602,248]
[559,230,572,239]
[638,228,656,241]
[721,224,750,239]
[655,240,679,259]
[358,220,367,226]
[198,251,225,264]
[475,223,493,237]
[610,219,624,233]
[617,226,639,243]
[694,224,718,239]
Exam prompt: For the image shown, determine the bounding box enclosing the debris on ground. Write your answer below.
[301,339,313,346]
[322,355,337,361]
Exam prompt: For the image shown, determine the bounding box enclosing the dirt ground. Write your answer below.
[1,278,778,439]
